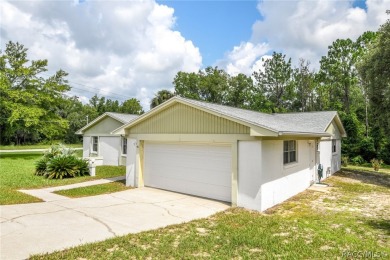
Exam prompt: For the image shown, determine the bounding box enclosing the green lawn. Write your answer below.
[343,165,390,174]
[54,180,131,198]
[32,169,390,259]
[0,153,125,205]
[0,143,82,150]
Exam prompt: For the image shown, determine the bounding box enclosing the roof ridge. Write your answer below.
[176,96,272,116]
[274,111,337,115]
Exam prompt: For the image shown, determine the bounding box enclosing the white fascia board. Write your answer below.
[279,131,331,137]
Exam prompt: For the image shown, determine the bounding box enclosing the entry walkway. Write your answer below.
[18,176,125,202]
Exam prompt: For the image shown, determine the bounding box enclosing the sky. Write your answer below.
[1,0,389,110]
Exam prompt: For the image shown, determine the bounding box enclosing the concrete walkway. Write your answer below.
[18,176,126,202]
[0,187,229,260]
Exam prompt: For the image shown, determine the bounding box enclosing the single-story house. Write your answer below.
[76,112,138,166]
[112,97,346,211]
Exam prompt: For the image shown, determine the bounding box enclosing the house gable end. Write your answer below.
[325,119,343,139]
[128,102,250,134]
[84,117,124,135]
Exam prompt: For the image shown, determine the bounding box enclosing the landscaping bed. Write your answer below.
[32,170,390,259]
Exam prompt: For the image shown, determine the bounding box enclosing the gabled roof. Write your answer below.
[76,112,139,135]
[112,97,346,137]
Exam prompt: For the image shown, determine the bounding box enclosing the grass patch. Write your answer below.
[0,153,125,205]
[32,170,390,259]
[0,143,82,150]
[54,180,130,198]
[343,165,390,174]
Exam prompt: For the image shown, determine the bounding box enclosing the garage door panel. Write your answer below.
[145,160,231,186]
[144,142,232,202]
[145,175,231,201]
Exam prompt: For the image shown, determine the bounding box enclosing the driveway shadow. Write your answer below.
[364,218,390,235]
[334,170,390,189]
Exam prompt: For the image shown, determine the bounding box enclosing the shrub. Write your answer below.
[350,155,365,165]
[370,158,383,172]
[341,156,349,167]
[45,155,79,179]
[35,144,89,179]
[44,143,76,159]
[75,158,90,176]
[35,157,49,176]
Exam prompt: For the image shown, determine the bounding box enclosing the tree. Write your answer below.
[88,95,143,115]
[292,59,316,112]
[225,73,253,109]
[252,52,294,112]
[120,98,144,114]
[173,71,201,100]
[198,66,229,104]
[150,90,174,109]
[89,95,108,114]
[318,38,363,113]
[58,96,98,144]
[0,41,70,144]
[358,20,390,163]
[173,66,229,104]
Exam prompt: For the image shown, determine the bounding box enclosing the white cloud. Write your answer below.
[220,0,389,73]
[218,42,269,76]
[0,0,202,110]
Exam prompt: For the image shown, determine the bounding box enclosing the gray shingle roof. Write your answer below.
[178,97,338,135]
[106,112,139,124]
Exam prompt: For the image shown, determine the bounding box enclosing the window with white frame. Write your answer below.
[283,140,297,164]
[332,139,337,153]
[92,136,98,153]
[122,137,127,155]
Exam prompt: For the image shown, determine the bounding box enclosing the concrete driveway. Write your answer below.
[0,187,229,260]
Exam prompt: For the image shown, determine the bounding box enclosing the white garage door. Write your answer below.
[144,142,232,202]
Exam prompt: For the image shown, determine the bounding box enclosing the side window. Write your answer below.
[122,137,127,155]
[92,136,98,153]
[283,140,297,164]
[332,139,337,153]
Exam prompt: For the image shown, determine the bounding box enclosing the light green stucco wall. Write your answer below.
[84,117,123,136]
[325,120,341,139]
[129,103,250,134]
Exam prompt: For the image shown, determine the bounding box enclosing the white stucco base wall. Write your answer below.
[237,141,262,211]
[260,140,314,211]
[100,136,121,166]
[237,139,315,212]
[260,170,311,211]
[82,137,91,158]
[319,139,341,178]
[126,138,137,187]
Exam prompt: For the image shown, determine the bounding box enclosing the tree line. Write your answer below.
[0,42,143,145]
[151,20,390,164]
